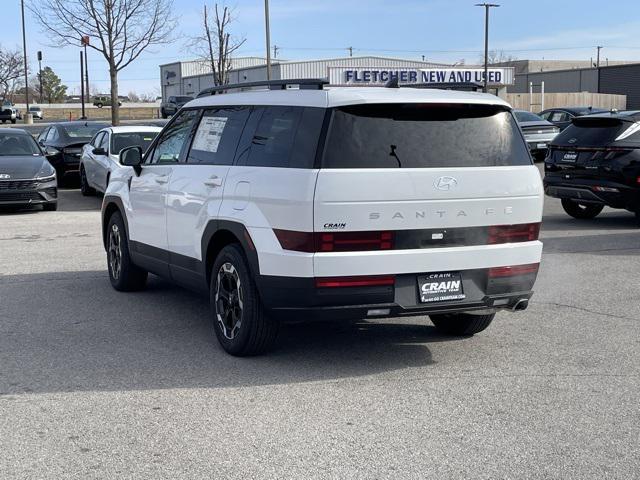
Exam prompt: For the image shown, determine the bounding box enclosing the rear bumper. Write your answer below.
[257,267,537,321]
[544,175,639,210]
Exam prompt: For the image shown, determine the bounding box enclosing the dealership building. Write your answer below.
[160,56,515,100]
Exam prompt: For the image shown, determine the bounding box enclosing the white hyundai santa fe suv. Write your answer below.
[101,79,544,356]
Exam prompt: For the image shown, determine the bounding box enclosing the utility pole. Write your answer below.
[475,3,500,93]
[80,51,86,119]
[20,0,31,119]
[273,44,279,59]
[264,0,271,80]
[348,46,353,57]
[596,45,602,68]
[82,36,90,104]
[37,51,43,103]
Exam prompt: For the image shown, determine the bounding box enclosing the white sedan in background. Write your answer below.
[80,126,161,195]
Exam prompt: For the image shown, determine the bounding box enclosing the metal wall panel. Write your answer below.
[512,69,598,93]
[599,64,640,109]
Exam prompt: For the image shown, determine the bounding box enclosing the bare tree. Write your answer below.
[0,46,25,101]
[481,49,518,65]
[189,3,246,86]
[29,0,175,125]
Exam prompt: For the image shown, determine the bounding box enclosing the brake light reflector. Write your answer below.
[488,223,540,244]
[488,263,540,278]
[315,275,395,288]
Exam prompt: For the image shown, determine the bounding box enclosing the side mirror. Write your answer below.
[92,147,106,155]
[120,146,143,175]
[45,147,59,157]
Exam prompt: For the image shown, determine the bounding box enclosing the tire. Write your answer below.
[561,199,604,219]
[11,119,16,124]
[96,103,103,108]
[635,210,640,228]
[430,313,495,336]
[80,166,95,196]
[210,244,279,356]
[161,109,168,119]
[43,202,57,211]
[106,211,148,291]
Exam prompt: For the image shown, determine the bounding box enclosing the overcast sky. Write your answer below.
[4,0,640,96]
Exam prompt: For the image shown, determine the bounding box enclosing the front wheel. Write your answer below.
[96,103,103,108]
[561,199,604,219]
[80,166,95,196]
[11,119,16,124]
[430,313,495,336]
[106,211,147,291]
[210,244,279,356]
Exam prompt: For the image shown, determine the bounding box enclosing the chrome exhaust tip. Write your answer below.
[512,299,529,312]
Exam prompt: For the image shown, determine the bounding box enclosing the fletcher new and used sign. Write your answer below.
[328,67,514,86]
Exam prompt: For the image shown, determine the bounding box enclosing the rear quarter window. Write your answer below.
[238,106,325,169]
[322,103,531,168]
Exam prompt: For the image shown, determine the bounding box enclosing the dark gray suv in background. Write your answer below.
[160,95,193,118]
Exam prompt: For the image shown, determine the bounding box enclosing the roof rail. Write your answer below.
[197,78,328,98]
[406,82,484,92]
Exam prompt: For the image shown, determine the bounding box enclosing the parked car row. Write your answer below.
[0,121,163,211]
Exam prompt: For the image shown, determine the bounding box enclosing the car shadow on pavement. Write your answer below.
[0,270,464,396]
[541,231,640,255]
[540,212,638,232]
[57,188,103,212]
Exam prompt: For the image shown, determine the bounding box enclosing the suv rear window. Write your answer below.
[322,103,530,168]
[552,117,638,147]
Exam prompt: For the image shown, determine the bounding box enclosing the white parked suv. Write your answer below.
[102,79,543,356]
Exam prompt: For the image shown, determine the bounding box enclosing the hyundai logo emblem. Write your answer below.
[434,176,458,191]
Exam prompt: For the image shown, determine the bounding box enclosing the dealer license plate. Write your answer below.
[537,143,547,149]
[418,272,465,303]
[562,151,578,162]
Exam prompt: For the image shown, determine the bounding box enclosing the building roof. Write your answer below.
[187,85,510,109]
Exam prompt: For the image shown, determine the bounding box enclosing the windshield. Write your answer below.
[111,131,159,156]
[62,124,107,139]
[0,133,42,156]
[514,110,543,122]
[322,103,531,168]
[29,106,41,111]
[175,96,192,103]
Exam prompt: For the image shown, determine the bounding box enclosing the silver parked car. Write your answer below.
[79,126,161,195]
[513,109,560,161]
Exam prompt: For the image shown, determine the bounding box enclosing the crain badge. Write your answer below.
[434,176,458,191]
[323,222,346,230]
[0,174,11,179]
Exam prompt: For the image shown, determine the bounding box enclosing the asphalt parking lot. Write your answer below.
[1,170,639,479]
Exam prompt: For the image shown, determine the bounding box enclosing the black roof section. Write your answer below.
[198,78,328,97]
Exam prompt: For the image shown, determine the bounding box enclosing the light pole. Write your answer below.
[264,0,271,81]
[475,3,499,93]
[20,0,31,122]
[37,51,43,103]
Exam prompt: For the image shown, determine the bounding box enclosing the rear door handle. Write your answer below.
[155,175,169,184]
[204,176,223,187]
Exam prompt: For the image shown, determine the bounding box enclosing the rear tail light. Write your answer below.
[317,231,393,252]
[488,223,540,244]
[274,229,394,253]
[488,263,540,278]
[315,275,395,288]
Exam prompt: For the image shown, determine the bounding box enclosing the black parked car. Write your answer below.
[0,129,58,211]
[160,95,193,119]
[37,121,109,180]
[544,110,640,225]
[539,106,608,131]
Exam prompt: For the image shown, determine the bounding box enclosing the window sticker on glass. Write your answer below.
[192,117,228,153]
